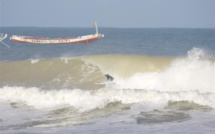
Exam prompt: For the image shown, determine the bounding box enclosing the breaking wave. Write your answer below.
[0,48,214,111]
[0,86,214,112]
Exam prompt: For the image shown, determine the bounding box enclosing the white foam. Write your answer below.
[0,86,214,112]
[60,57,69,64]
[114,48,215,93]
[30,59,40,64]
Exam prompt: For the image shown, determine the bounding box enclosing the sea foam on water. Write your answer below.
[114,48,215,93]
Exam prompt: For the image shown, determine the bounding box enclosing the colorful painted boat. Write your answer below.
[0,33,8,41]
[10,34,104,44]
[10,22,104,44]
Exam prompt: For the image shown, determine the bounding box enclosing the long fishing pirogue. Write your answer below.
[10,22,104,44]
[0,33,7,41]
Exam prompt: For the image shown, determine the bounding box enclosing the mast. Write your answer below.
[94,21,99,35]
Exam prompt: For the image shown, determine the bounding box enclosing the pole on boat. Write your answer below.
[93,21,99,35]
[0,41,10,48]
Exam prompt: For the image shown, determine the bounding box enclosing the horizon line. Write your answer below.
[1,26,215,29]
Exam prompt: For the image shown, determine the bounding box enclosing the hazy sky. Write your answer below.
[0,0,214,28]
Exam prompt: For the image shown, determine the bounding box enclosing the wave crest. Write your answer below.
[0,86,214,112]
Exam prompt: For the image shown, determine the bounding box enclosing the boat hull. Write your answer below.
[10,34,104,44]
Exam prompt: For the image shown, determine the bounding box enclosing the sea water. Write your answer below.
[0,27,215,134]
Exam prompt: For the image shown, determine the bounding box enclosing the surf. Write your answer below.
[0,48,214,92]
[0,86,214,112]
[0,48,214,111]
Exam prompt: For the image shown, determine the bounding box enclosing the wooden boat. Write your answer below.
[10,34,104,44]
[0,33,8,41]
[10,22,104,44]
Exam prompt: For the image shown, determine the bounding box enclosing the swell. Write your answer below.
[82,54,174,78]
[0,49,214,93]
[0,57,105,89]
[0,54,174,89]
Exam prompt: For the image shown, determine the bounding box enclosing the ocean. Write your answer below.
[0,27,215,134]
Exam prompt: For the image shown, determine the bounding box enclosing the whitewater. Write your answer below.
[0,27,215,134]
